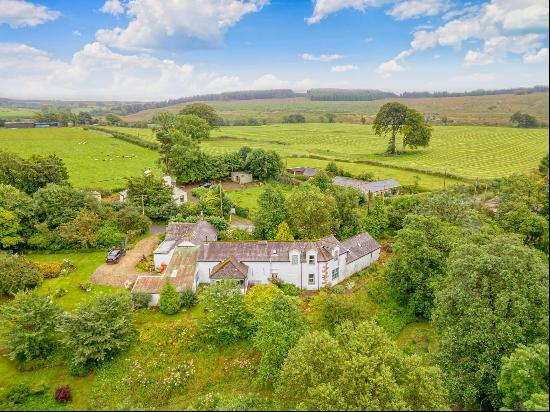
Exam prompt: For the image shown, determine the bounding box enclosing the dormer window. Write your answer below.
[291,254,299,265]
[333,248,339,260]
[308,254,316,264]
[272,249,277,256]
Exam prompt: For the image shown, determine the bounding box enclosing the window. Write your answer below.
[308,254,316,264]
[333,249,339,260]
[308,273,315,285]
[332,268,339,280]
[291,254,299,265]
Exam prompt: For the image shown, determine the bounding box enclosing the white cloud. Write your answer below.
[302,53,344,62]
[96,0,268,51]
[72,30,82,37]
[388,0,449,21]
[383,0,549,71]
[0,0,60,28]
[100,0,125,16]
[0,42,244,100]
[523,47,549,64]
[251,74,289,89]
[464,34,544,66]
[331,64,359,72]
[377,59,405,75]
[307,0,382,24]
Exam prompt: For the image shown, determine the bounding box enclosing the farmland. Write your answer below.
[122,92,549,126]
[100,123,549,180]
[0,128,161,189]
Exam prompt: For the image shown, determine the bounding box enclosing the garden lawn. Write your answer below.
[26,251,119,311]
[0,127,161,190]
[225,183,293,215]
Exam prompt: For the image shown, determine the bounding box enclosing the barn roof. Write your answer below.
[332,177,400,194]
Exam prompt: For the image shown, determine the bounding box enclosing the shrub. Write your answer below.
[79,281,92,292]
[205,216,230,231]
[2,383,32,404]
[54,385,72,403]
[199,280,250,345]
[132,293,151,309]
[59,293,137,374]
[180,289,197,310]
[0,254,42,296]
[159,281,181,315]
[97,224,126,248]
[35,261,62,278]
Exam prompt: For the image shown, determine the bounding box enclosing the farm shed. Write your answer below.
[231,171,253,184]
[332,177,400,196]
[4,122,34,128]
[287,167,319,178]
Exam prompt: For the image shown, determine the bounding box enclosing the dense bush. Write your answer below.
[253,294,309,386]
[0,254,43,295]
[159,282,181,315]
[132,293,151,309]
[199,280,250,345]
[2,383,32,405]
[59,293,137,374]
[96,223,126,248]
[180,289,197,310]
[0,291,63,364]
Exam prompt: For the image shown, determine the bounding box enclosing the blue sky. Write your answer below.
[0,0,548,100]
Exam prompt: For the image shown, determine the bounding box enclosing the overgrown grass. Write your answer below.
[0,127,161,189]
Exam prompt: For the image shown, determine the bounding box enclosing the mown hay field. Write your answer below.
[210,124,548,180]
[0,128,161,189]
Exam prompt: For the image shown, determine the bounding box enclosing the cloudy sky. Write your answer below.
[0,0,548,100]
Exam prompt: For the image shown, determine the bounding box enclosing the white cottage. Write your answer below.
[194,231,380,291]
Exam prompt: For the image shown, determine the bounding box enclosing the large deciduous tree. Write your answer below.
[373,102,432,154]
[433,235,549,410]
[0,207,21,248]
[33,183,87,228]
[277,321,449,410]
[498,343,549,411]
[179,103,220,128]
[0,184,37,237]
[286,184,337,240]
[386,215,465,318]
[254,187,288,240]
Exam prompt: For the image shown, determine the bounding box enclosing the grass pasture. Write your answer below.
[0,127,161,189]
[98,123,548,185]
[122,92,549,126]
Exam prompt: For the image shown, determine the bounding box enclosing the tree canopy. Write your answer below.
[373,102,432,154]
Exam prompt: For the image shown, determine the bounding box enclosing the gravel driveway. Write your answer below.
[91,234,160,288]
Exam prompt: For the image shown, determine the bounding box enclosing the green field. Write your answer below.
[0,107,38,120]
[123,93,549,126]
[99,123,548,182]
[0,128,161,189]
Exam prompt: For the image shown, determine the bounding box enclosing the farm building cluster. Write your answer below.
[132,219,381,304]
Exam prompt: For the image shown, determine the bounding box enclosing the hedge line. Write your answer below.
[83,126,160,151]
[288,154,480,184]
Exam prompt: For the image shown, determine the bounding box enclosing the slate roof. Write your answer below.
[332,177,400,194]
[341,232,381,263]
[197,235,341,263]
[165,220,218,244]
[287,167,319,177]
[210,256,249,280]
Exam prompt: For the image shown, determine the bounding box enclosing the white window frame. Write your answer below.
[332,268,339,280]
[308,273,315,285]
[291,254,299,265]
[308,254,316,264]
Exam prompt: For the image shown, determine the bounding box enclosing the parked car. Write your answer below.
[106,248,126,264]
[200,181,212,188]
